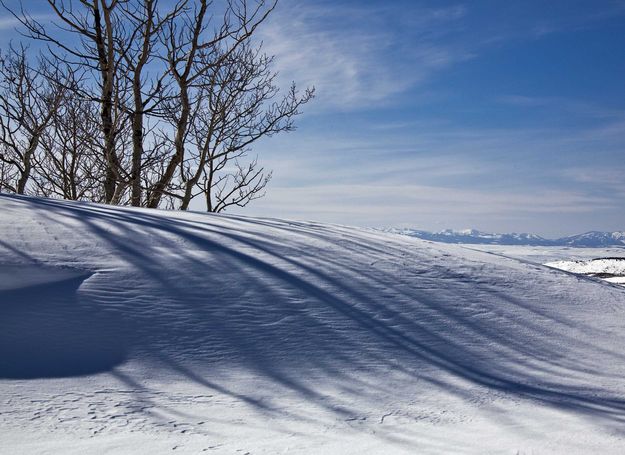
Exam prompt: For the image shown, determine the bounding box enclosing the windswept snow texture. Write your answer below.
[2,195,625,454]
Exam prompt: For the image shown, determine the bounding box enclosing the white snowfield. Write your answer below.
[2,195,625,454]
[546,259,625,277]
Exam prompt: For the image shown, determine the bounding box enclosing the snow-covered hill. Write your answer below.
[2,194,625,454]
[546,258,625,286]
[388,227,625,247]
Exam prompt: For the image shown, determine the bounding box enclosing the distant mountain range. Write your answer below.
[384,228,625,247]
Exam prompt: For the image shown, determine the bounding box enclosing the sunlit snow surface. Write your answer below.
[545,259,625,286]
[464,245,625,288]
[2,194,625,454]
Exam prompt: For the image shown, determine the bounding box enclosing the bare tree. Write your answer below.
[180,41,313,212]
[1,0,313,213]
[144,0,215,209]
[0,47,65,194]
[9,0,130,203]
[34,90,105,201]
[149,0,313,211]
[118,0,186,206]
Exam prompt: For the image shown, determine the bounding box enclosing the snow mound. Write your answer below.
[2,194,625,454]
[546,258,625,276]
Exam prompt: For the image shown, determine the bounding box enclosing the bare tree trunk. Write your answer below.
[145,0,208,209]
[148,84,189,208]
[93,0,120,203]
[130,93,144,205]
[15,133,41,194]
[128,0,156,207]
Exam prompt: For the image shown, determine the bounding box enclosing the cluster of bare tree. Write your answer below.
[0,0,313,211]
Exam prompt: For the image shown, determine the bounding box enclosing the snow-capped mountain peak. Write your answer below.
[383,227,625,247]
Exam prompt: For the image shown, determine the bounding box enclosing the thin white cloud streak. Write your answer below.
[466,2,625,48]
[498,95,625,120]
[528,1,625,38]
[245,183,617,230]
[0,13,55,31]
[562,167,625,198]
[0,16,20,30]
[204,181,617,237]
[264,154,490,192]
[258,2,471,110]
[255,114,625,189]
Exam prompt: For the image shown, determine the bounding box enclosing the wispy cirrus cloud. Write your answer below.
[0,13,55,31]
[0,16,19,30]
[561,166,625,198]
[245,182,618,236]
[258,2,472,110]
[527,1,625,38]
[498,95,625,120]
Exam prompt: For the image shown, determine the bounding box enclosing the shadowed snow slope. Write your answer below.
[1,194,625,454]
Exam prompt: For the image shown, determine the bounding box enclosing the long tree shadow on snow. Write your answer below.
[0,266,128,378]
[2,194,625,432]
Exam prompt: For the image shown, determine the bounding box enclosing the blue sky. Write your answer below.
[1,1,624,236]
[239,0,625,237]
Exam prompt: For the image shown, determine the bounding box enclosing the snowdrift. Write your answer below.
[2,194,625,454]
